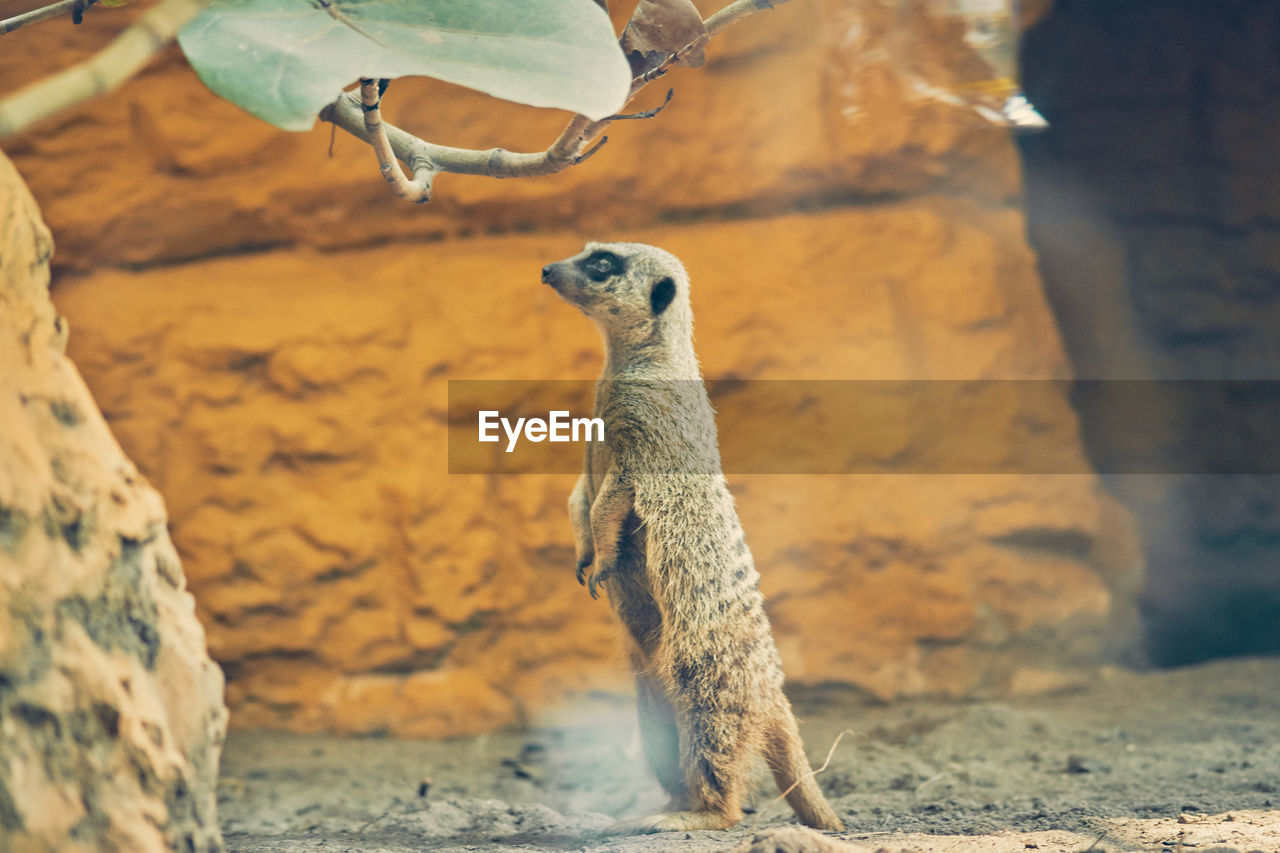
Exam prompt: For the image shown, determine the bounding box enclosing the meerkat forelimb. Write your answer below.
[569,472,594,585]
[581,464,633,599]
[541,242,844,835]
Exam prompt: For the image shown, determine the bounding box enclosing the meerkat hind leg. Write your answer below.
[603,735,748,834]
[606,708,749,835]
[635,674,685,806]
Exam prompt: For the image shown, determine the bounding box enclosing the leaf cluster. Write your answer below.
[178,0,711,131]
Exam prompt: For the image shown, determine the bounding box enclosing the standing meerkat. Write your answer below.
[540,242,844,834]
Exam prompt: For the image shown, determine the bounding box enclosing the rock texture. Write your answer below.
[7,0,1140,735]
[1020,0,1280,666]
[52,205,1140,733]
[0,155,227,851]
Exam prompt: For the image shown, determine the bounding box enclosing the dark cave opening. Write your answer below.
[1018,0,1280,667]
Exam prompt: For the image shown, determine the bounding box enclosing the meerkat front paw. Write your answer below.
[584,560,612,599]
[575,553,594,586]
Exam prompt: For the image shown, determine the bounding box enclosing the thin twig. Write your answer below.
[0,0,79,35]
[705,0,781,37]
[320,0,794,200]
[606,87,673,121]
[357,805,392,833]
[1081,829,1107,852]
[359,77,433,203]
[751,728,855,831]
[574,135,609,165]
[316,0,384,46]
[0,0,208,138]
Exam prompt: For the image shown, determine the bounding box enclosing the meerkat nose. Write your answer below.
[541,265,554,283]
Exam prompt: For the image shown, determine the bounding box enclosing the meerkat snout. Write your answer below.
[540,258,579,301]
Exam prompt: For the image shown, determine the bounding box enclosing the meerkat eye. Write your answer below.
[582,251,622,282]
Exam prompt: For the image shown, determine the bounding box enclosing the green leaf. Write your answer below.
[177,0,631,131]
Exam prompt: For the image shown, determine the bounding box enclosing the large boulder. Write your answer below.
[0,154,227,852]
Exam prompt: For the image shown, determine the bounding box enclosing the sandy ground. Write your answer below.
[218,657,1280,853]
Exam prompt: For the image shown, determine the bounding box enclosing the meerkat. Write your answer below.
[540,242,844,834]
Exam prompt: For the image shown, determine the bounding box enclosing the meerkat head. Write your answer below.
[541,242,692,349]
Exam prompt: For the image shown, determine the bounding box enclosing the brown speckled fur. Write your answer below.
[541,243,844,835]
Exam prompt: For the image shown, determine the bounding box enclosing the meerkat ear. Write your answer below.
[650,277,676,315]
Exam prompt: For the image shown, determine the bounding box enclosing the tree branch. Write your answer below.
[0,0,791,189]
[0,0,207,138]
[359,78,432,203]
[320,0,794,201]
[1,0,79,36]
[705,0,783,37]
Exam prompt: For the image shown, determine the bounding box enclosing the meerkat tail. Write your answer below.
[763,713,844,832]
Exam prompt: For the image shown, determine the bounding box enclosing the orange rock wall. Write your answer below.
[2,0,1138,736]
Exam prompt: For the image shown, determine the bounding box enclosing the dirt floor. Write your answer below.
[217,657,1280,853]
